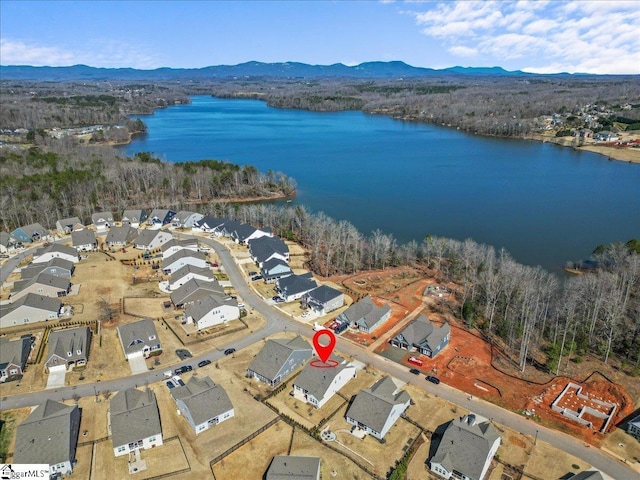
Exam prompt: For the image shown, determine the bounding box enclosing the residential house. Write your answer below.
[171,376,234,434]
[32,243,79,264]
[192,216,227,234]
[11,223,49,243]
[594,130,620,142]
[220,219,242,238]
[570,470,606,480]
[628,413,640,439]
[275,272,318,302]
[147,208,176,229]
[345,376,411,440]
[134,229,173,250]
[336,295,390,334]
[231,223,272,245]
[105,225,138,247]
[171,210,204,229]
[121,209,147,228]
[91,211,114,231]
[116,318,161,360]
[260,257,293,283]
[11,272,71,301]
[429,414,501,480]
[248,235,289,266]
[265,456,321,480]
[161,238,199,259]
[20,258,75,280]
[162,249,207,275]
[390,314,451,358]
[292,355,356,409]
[184,294,239,331]
[247,336,313,387]
[0,336,31,382]
[110,388,163,457]
[44,326,91,373]
[71,229,98,251]
[170,278,225,308]
[0,232,19,253]
[0,293,62,329]
[55,216,84,235]
[303,285,344,315]
[13,399,81,476]
[169,265,216,291]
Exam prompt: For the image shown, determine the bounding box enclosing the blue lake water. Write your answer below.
[121,95,640,273]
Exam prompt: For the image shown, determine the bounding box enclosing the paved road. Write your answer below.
[1,234,637,479]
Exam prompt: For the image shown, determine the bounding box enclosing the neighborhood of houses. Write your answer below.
[0,209,635,480]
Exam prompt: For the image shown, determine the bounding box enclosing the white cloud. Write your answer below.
[407,0,640,74]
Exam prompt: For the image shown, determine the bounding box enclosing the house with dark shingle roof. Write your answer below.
[247,336,313,387]
[13,399,81,476]
[91,211,114,231]
[116,318,161,360]
[265,456,321,480]
[628,413,640,438]
[122,209,147,227]
[56,216,84,235]
[345,376,411,440]
[303,285,344,315]
[134,229,173,250]
[429,414,500,480]
[193,216,228,234]
[276,272,318,302]
[336,295,390,334]
[0,293,62,328]
[162,249,207,275]
[0,231,19,253]
[292,355,356,408]
[231,223,272,245]
[260,257,293,283]
[184,294,239,331]
[147,208,176,229]
[11,272,71,301]
[11,223,49,243]
[390,314,450,358]
[0,335,31,382]
[105,225,138,246]
[171,210,204,228]
[570,470,606,480]
[161,238,199,259]
[45,326,91,373]
[171,376,234,434]
[169,265,216,291]
[170,278,225,308]
[20,258,75,280]
[110,388,163,457]
[248,236,289,266]
[71,229,98,251]
[32,243,79,264]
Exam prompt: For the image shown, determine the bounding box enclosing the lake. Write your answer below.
[121,95,640,273]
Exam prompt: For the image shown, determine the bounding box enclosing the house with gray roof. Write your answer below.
[430,414,501,480]
[220,220,242,238]
[11,272,71,301]
[161,237,199,259]
[134,228,173,250]
[345,376,411,440]
[570,470,606,480]
[171,376,234,434]
[184,294,239,331]
[303,285,344,315]
[261,257,293,284]
[71,229,98,251]
[32,243,79,264]
[45,326,91,373]
[169,265,215,291]
[21,258,75,280]
[249,235,289,266]
[247,336,313,387]
[390,314,451,358]
[171,210,204,228]
[11,223,49,243]
[0,231,19,253]
[148,208,176,229]
[91,211,114,231]
[13,399,81,476]
[192,216,227,234]
[162,249,207,275]
[336,295,391,334]
[56,216,84,235]
[265,456,321,480]
[276,272,318,302]
[292,355,356,408]
[170,277,225,308]
[110,388,163,457]
[122,209,147,228]
[105,225,138,246]
[0,293,62,329]
[0,335,31,382]
[116,318,161,360]
[628,413,640,439]
[231,223,273,245]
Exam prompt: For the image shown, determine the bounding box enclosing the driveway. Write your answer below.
[128,354,149,374]
[45,367,66,390]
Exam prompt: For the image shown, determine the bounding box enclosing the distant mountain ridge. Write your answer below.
[0,61,528,81]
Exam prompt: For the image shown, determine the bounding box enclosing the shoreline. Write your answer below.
[527,133,640,164]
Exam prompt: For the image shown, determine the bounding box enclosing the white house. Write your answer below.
[169,265,216,291]
[71,229,98,251]
[0,293,62,329]
[134,229,173,250]
[55,217,84,235]
[171,211,204,229]
[161,238,199,259]
[110,388,163,457]
[345,376,411,440]
[91,211,114,231]
[184,294,239,331]
[628,413,640,439]
[292,355,356,408]
[192,216,227,233]
[121,209,147,228]
[0,232,19,253]
[276,273,318,303]
[32,244,79,264]
[171,376,234,434]
[162,249,207,275]
[116,318,161,360]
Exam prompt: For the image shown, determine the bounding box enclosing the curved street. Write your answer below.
[0,234,637,480]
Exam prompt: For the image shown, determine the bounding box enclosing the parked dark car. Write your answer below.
[425,375,440,384]
[251,275,262,281]
[224,348,236,355]
[198,359,212,368]
[174,365,193,375]
[248,271,257,276]
[409,368,420,375]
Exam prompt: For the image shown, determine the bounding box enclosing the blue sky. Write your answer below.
[1,0,638,74]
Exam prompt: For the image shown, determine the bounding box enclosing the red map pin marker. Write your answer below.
[313,329,336,363]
